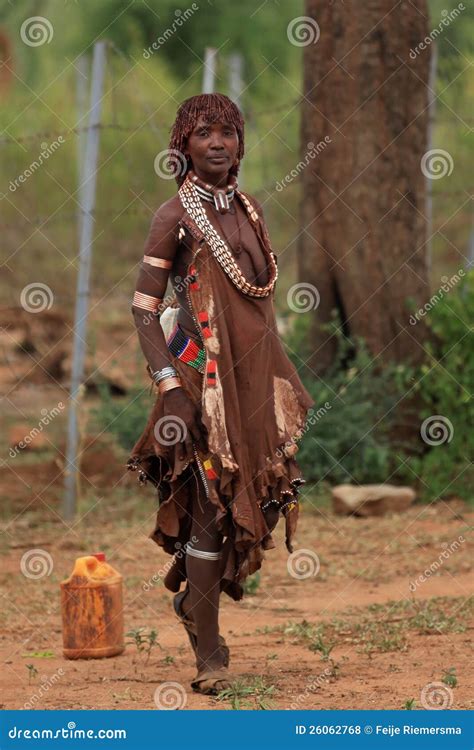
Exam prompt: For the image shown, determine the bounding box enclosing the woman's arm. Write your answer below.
[131,198,182,375]
[131,198,208,456]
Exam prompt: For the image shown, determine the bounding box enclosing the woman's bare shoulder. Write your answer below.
[144,193,185,258]
[152,193,186,225]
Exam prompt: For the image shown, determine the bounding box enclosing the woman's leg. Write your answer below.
[181,466,225,671]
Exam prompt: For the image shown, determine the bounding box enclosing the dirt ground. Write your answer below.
[0,386,472,711]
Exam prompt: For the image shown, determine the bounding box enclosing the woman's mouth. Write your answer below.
[207,155,228,163]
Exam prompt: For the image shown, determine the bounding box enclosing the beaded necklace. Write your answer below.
[179,175,278,299]
[188,169,238,213]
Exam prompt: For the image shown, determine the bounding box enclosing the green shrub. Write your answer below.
[285,270,473,505]
[91,381,153,452]
[285,313,413,485]
[405,270,474,503]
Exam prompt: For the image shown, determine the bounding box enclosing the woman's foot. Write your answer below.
[191,666,233,695]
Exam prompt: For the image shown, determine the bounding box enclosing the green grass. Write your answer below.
[258,596,472,656]
[216,675,277,710]
[441,667,458,688]
[242,571,261,596]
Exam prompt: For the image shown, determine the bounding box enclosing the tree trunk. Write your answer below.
[299,0,431,373]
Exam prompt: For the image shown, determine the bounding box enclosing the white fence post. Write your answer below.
[203,47,216,93]
[63,40,106,520]
[228,51,244,187]
[426,40,438,277]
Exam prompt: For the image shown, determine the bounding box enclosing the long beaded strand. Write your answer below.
[179,175,278,298]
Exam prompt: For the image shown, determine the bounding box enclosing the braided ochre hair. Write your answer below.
[168,93,245,186]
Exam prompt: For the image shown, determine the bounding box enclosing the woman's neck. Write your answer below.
[191,168,230,189]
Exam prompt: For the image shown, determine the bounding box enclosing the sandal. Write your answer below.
[173,584,230,667]
[191,667,233,695]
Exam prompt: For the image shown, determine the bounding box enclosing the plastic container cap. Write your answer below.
[92,552,106,562]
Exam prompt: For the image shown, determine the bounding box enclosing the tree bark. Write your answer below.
[299,0,431,373]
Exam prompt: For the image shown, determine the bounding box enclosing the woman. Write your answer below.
[127,93,314,694]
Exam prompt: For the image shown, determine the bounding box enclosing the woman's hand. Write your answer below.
[159,386,208,462]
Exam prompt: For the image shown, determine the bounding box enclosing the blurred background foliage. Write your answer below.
[1,0,472,299]
[286,270,474,503]
[1,0,472,503]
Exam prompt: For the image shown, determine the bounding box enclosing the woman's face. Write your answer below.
[185,115,239,185]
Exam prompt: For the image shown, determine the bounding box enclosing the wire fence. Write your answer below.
[2,35,472,520]
[2,38,471,287]
[2,34,471,292]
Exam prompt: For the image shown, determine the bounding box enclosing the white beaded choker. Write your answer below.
[194,183,235,208]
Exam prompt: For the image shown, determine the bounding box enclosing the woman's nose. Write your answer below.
[209,133,224,148]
